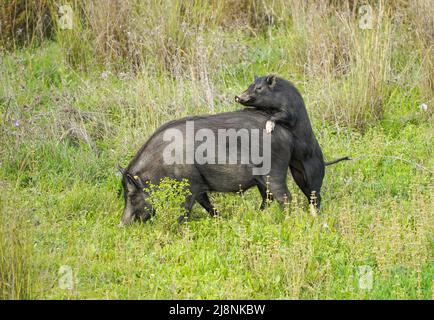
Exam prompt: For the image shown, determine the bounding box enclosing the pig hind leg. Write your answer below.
[266,177,291,209]
[290,158,324,209]
[257,183,267,210]
[289,161,310,199]
[256,180,273,210]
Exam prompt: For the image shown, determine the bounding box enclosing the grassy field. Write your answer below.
[0,0,433,299]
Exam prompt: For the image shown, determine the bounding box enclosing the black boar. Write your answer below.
[235,75,349,208]
[118,109,295,225]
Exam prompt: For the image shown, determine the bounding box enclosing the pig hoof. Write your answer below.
[178,215,187,224]
[265,121,275,134]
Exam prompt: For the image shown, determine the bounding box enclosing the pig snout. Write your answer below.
[119,206,136,226]
[235,94,246,103]
[235,95,246,103]
[235,92,253,105]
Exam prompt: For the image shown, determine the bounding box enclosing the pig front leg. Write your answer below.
[265,120,275,133]
[197,192,219,217]
[266,110,296,133]
[178,193,197,224]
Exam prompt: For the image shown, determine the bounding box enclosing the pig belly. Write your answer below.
[197,164,256,192]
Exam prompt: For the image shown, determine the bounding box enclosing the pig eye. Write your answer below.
[255,86,263,92]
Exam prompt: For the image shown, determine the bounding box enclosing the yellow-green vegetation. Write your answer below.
[145,178,192,231]
[0,0,432,299]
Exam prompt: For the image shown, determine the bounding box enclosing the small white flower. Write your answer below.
[14,119,20,127]
[419,103,428,111]
[101,71,109,79]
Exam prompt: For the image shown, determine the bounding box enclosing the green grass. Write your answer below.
[0,1,433,299]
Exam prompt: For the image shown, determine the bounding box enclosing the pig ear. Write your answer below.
[126,173,145,190]
[266,74,276,86]
[116,163,126,175]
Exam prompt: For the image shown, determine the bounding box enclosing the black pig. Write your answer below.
[235,75,349,208]
[118,109,296,225]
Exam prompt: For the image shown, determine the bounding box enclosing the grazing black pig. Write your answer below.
[235,75,349,208]
[118,109,295,225]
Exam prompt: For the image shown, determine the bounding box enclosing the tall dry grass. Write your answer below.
[284,1,394,128]
[0,0,54,50]
[0,0,281,72]
[2,0,429,129]
[407,0,434,101]
[0,186,33,300]
[0,1,432,130]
